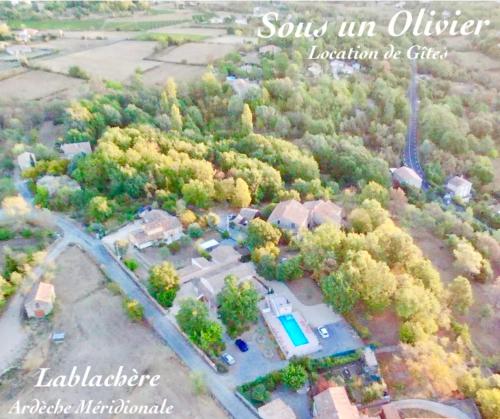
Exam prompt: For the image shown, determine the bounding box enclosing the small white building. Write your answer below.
[392,166,422,190]
[446,176,472,202]
[61,141,92,160]
[226,77,259,98]
[25,282,55,318]
[330,60,360,80]
[259,44,281,55]
[308,63,323,78]
[235,15,248,25]
[17,151,36,171]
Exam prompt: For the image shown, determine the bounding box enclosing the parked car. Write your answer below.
[342,367,352,380]
[235,338,249,352]
[221,353,236,365]
[318,326,329,339]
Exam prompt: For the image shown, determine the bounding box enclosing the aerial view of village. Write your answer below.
[0,0,498,418]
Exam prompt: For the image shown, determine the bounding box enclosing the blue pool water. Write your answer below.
[278,314,309,346]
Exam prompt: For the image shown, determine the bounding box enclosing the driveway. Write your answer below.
[222,318,287,385]
[311,321,364,358]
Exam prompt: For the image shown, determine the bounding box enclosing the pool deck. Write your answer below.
[262,309,321,359]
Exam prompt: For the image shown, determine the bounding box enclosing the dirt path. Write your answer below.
[0,293,29,375]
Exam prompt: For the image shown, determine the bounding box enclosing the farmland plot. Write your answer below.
[39,40,159,82]
[154,42,237,65]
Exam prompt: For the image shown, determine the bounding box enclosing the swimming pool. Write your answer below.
[278,314,309,347]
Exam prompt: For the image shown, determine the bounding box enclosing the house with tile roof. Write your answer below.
[25,282,55,318]
[129,210,182,250]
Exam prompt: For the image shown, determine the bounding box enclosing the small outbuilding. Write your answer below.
[391,166,422,190]
[17,151,36,171]
[25,282,55,318]
[61,141,92,160]
[446,176,472,202]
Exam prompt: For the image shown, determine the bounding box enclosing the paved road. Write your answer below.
[10,179,255,419]
[404,59,429,190]
[390,399,471,419]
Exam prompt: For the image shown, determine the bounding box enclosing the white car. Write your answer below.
[221,353,236,365]
[318,326,329,339]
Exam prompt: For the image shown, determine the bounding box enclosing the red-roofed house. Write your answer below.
[25,282,55,318]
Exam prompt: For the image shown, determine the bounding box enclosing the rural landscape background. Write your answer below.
[0,1,498,419]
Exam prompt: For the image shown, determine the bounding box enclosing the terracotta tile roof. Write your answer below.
[304,199,343,226]
[314,387,360,419]
[28,282,55,304]
[268,199,309,229]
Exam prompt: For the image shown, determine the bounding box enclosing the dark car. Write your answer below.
[235,338,249,352]
[342,367,352,380]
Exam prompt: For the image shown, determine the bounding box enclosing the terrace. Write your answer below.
[261,295,321,359]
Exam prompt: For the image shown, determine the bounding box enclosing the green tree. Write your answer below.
[359,181,389,207]
[231,178,251,208]
[246,218,281,249]
[343,250,397,312]
[321,270,359,313]
[176,298,225,357]
[87,196,113,222]
[276,256,303,282]
[218,275,259,337]
[182,180,213,209]
[171,104,182,131]
[123,298,144,321]
[165,77,177,100]
[453,240,483,277]
[449,276,473,314]
[476,388,500,419]
[281,363,307,391]
[241,103,253,133]
[148,262,180,308]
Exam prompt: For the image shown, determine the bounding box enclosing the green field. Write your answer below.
[8,18,189,31]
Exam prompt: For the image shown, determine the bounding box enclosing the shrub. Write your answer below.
[123,298,144,322]
[0,228,14,241]
[250,384,270,403]
[20,228,33,238]
[168,241,181,253]
[281,363,308,391]
[187,222,203,238]
[68,65,90,80]
[123,258,139,271]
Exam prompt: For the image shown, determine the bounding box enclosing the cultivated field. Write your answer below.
[39,40,159,81]
[205,36,258,45]
[0,246,228,419]
[154,42,237,65]
[0,70,87,100]
[149,26,227,37]
[142,62,206,85]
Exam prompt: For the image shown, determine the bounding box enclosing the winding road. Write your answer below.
[404,59,429,190]
[7,178,255,419]
[390,399,471,419]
